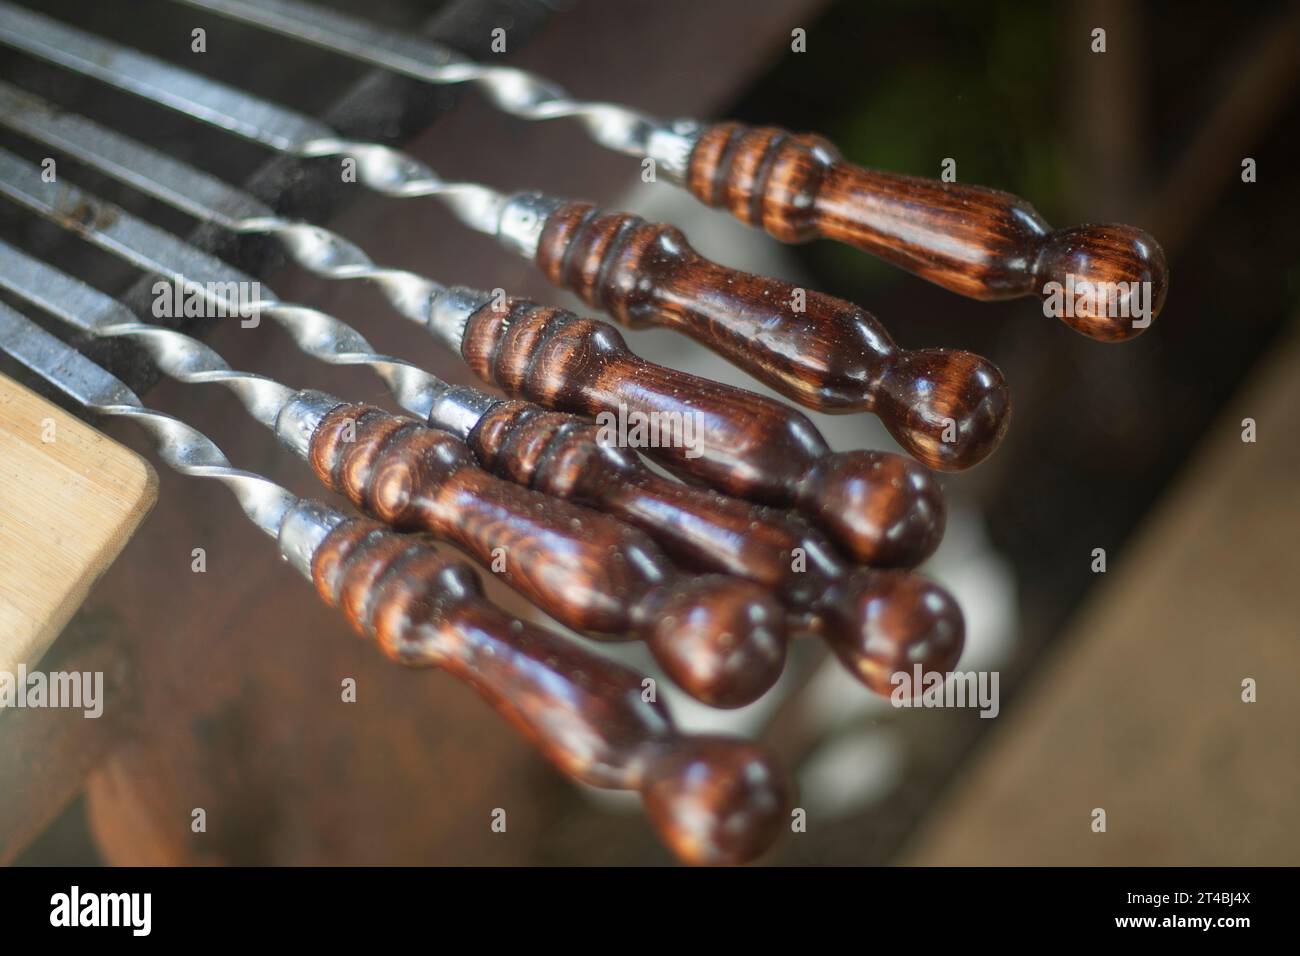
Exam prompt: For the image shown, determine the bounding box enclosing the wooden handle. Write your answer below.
[308,404,786,708]
[810,568,965,696]
[460,299,945,563]
[685,122,1169,341]
[536,201,1009,468]
[471,398,852,593]
[469,399,965,695]
[311,518,792,865]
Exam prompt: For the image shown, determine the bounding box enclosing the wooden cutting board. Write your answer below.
[0,374,157,679]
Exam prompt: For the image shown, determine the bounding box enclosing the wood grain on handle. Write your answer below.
[811,568,965,696]
[469,399,966,695]
[311,518,792,865]
[536,201,1010,469]
[459,299,945,563]
[471,398,852,593]
[685,122,1169,342]
[308,403,786,708]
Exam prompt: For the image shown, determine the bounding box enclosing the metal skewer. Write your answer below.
[0,140,946,568]
[180,0,669,161]
[0,167,964,697]
[0,8,1011,469]
[0,227,956,697]
[0,299,792,865]
[0,236,798,709]
[168,0,1168,338]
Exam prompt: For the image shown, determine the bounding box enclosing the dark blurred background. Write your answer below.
[3,0,1297,865]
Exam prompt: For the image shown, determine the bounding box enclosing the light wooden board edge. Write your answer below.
[0,374,157,680]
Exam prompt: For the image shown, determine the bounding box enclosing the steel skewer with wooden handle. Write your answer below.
[0,9,1008,469]
[170,0,1168,341]
[0,205,961,698]
[0,147,944,571]
[0,86,954,566]
[0,301,791,865]
[0,79,1006,460]
[0,239,792,709]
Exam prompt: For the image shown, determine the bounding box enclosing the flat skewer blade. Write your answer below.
[0,301,139,411]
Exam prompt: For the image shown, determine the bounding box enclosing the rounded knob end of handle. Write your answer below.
[644,578,788,709]
[797,451,946,566]
[1035,224,1168,341]
[822,569,965,696]
[641,736,792,865]
[876,350,1011,471]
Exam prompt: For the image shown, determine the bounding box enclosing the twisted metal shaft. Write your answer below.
[0,3,540,240]
[294,137,509,235]
[234,215,442,330]
[0,237,297,431]
[237,295,448,420]
[87,408,295,539]
[0,300,296,538]
[0,81,460,332]
[173,0,665,158]
[0,146,458,427]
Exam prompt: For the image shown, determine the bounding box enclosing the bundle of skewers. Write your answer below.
[0,0,1166,864]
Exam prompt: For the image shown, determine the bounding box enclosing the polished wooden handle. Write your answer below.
[811,568,965,695]
[460,299,945,563]
[471,398,849,591]
[309,403,786,708]
[536,201,1009,467]
[685,122,1169,341]
[311,518,792,865]
[469,399,965,694]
